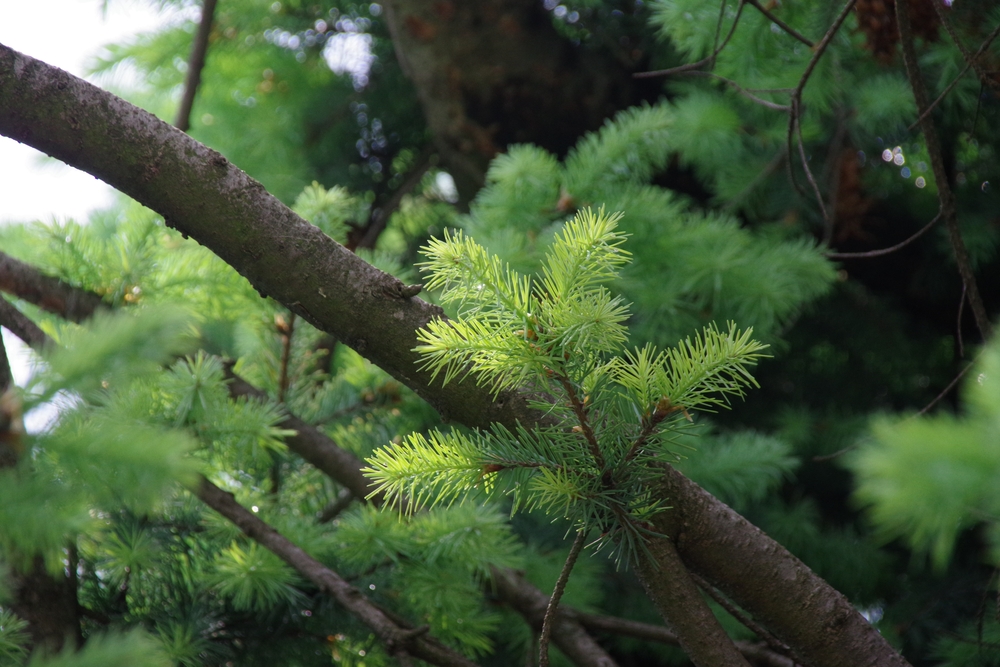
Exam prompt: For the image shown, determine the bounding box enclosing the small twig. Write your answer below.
[785,0,857,203]
[957,282,967,359]
[897,0,993,341]
[917,361,974,416]
[794,100,829,222]
[680,71,791,111]
[690,571,797,663]
[539,530,586,667]
[318,488,356,523]
[907,21,1000,131]
[826,210,942,259]
[354,146,435,250]
[634,1,746,79]
[175,0,218,132]
[723,150,787,210]
[555,374,606,471]
[277,312,296,403]
[745,0,815,47]
[930,2,998,94]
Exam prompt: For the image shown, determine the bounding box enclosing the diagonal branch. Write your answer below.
[634,1,746,79]
[895,0,993,341]
[0,251,105,322]
[745,0,815,47]
[175,0,218,132]
[194,475,480,667]
[0,297,52,349]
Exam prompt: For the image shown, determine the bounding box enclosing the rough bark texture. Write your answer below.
[0,44,912,667]
[651,462,911,667]
[0,43,533,432]
[0,250,105,323]
[634,534,751,667]
[381,0,652,200]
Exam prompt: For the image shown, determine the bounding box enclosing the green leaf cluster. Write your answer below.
[366,208,768,562]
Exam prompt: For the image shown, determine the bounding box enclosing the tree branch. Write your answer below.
[353,146,434,251]
[634,0,746,78]
[0,250,105,322]
[633,533,751,667]
[0,297,52,349]
[175,0,218,133]
[895,0,993,341]
[539,530,587,667]
[193,475,479,667]
[0,42,535,432]
[745,0,815,47]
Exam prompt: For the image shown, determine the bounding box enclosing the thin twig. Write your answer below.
[634,1,746,79]
[680,71,791,111]
[555,374,606,471]
[539,530,587,667]
[826,210,941,259]
[930,1,998,93]
[175,0,218,132]
[917,361,974,416]
[318,488,356,523]
[355,146,435,250]
[795,100,829,222]
[690,571,797,663]
[907,20,1000,131]
[723,150,787,210]
[897,0,993,341]
[278,312,296,403]
[785,0,857,205]
[745,0,815,47]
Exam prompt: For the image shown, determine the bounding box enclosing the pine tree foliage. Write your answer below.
[851,333,1000,568]
[460,104,836,347]
[365,208,768,562]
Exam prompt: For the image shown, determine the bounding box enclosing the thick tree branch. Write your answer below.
[0,46,912,667]
[194,475,479,667]
[0,42,534,432]
[0,250,105,322]
[175,0,218,132]
[634,533,751,667]
[895,0,993,341]
[0,297,51,349]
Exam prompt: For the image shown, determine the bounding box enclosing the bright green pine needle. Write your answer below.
[372,209,767,564]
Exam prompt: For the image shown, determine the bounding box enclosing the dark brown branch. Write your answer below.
[556,374,605,471]
[0,297,52,349]
[570,612,795,667]
[918,360,975,416]
[175,0,218,132]
[634,1,746,79]
[896,0,993,341]
[539,530,587,667]
[785,0,857,207]
[489,566,620,667]
[224,366,379,503]
[354,146,435,251]
[634,533,751,667]
[826,210,941,259]
[318,488,357,523]
[0,321,11,393]
[0,251,104,322]
[689,571,796,663]
[194,475,479,667]
[745,0,815,47]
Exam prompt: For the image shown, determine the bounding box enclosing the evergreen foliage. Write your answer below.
[365,208,768,563]
[3,0,1000,664]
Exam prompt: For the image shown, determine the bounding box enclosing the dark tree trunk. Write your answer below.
[382,0,654,201]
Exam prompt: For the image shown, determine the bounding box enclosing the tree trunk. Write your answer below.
[381,0,652,201]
